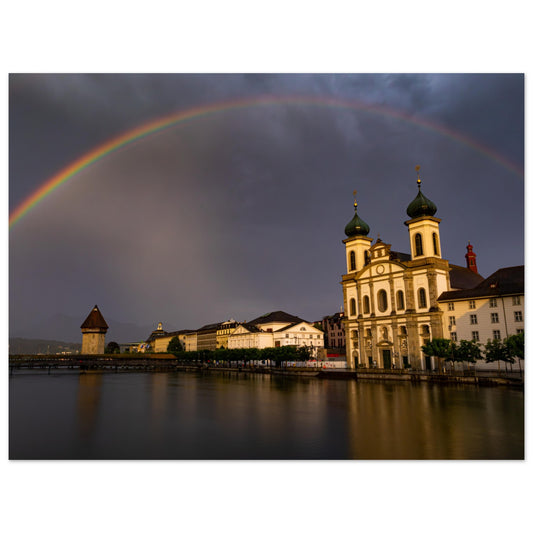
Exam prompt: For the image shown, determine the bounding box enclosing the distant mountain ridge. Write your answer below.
[9,338,82,355]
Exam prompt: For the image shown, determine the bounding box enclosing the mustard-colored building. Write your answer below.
[146,323,195,353]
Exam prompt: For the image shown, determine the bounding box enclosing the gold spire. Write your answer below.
[415,165,421,188]
[353,189,357,207]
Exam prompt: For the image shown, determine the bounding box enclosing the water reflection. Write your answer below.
[345,381,524,459]
[77,372,103,439]
[10,371,524,459]
[149,372,169,421]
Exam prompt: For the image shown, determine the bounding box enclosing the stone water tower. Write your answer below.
[80,305,109,354]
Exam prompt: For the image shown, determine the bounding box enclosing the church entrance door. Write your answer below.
[382,349,391,369]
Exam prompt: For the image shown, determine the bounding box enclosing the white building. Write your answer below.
[438,265,524,370]
[228,311,324,356]
[228,323,276,349]
[272,322,324,354]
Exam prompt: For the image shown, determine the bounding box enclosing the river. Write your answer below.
[9,370,524,459]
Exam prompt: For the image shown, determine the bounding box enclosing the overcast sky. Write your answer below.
[9,74,524,341]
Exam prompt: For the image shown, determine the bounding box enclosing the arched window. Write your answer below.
[421,324,430,335]
[396,290,405,310]
[377,289,388,312]
[364,250,370,265]
[363,295,370,314]
[350,298,356,316]
[399,326,407,336]
[349,251,356,271]
[418,288,427,308]
[432,233,439,256]
[414,233,423,256]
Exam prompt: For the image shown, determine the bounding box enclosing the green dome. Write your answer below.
[345,204,370,237]
[406,179,437,218]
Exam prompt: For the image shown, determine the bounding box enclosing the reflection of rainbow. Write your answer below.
[9,95,524,228]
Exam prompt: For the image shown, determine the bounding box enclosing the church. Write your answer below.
[340,167,512,371]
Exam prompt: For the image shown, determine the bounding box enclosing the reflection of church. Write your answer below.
[341,169,483,370]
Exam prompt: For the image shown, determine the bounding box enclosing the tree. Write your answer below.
[167,337,184,356]
[421,338,455,372]
[484,338,512,374]
[296,345,312,361]
[105,341,120,354]
[505,332,524,377]
[455,340,483,371]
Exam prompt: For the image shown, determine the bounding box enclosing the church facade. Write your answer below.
[341,171,484,371]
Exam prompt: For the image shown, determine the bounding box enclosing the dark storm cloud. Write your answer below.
[9,74,524,341]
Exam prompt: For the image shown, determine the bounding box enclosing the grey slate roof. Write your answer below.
[146,329,195,342]
[236,324,263,333]
[438,266,523,301]
[390,250,412,262]
[276,321,315,332]
[449,264,485,289]
[247,310,306,326]
[167,329,196,336]
[145,328,169,343]
[197,322,222,333]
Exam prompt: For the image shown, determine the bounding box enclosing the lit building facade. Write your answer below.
[341,172,484,371]
[228,311,324,356]
[320,312,346,350]
[438,266,524,370]
[151,327,196,353]
[216,320,238,348]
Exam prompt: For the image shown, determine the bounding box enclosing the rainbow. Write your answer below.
[9,95,524,228]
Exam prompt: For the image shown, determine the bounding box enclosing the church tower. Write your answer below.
[81,305,109,355]
[341,192,372,369]
[404,166,442,261]
[465,242,478,273]
[403,168,448,368]
[343,192,373,274]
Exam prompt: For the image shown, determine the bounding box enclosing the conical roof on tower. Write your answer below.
[80,305,109,331]
[406,167,437,219]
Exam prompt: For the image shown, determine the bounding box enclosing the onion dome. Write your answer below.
[345,201,370,237]
[406,168,437,218]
